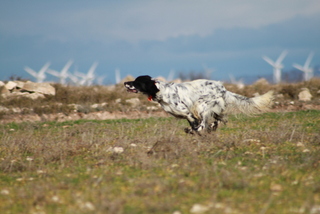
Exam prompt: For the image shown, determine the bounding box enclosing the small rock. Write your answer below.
[4,81,17,90]
[296,142,304,147]
[0,106,9,113]
[24,93,45,100]
[125,98,140,107]
[0,189,9,195]
[11,107,21,113]
[310,205,320,214]
[270,183,283,192]
[172,78,182,83]
[82,202,95,211]
[91,103,99,109]
[147,106,158,110]
[276,94,284,98]
[0,86,10,96]
[190,204,210,213]
[303,149,310,153]
[107,147,124,154]
[21,81,55,95]
[120,75,135,84]
[298,88,312,101]
[68,104,81,111]
[51,195,60,202]
[155,76,167,82]
[253,78,269,85]
[113,147,124,153]
[15,81,25,88]
[260,146,267,151]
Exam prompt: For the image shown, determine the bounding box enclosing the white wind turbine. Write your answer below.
[293,52,314,81]
[115,68,121,84]
[229,74,245,89]
[75,62,98,86]
[202,64,214,79]
[262,50,288,84]
[24,62,50,83]
[68,65,86,86]
[167,69,175,82]
[46,60,73,84]
[97,75,106,85]
[69,72,86,86]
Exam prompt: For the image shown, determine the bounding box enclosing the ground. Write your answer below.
[0,80,320,213]
[0,110,319,214]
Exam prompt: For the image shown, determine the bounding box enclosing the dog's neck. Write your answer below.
[150,80,172,102]
[144,79,161,101]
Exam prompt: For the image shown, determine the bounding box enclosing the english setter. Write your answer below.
[124,75,273,134]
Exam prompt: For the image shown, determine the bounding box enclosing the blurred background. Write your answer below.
[1,0,320,85]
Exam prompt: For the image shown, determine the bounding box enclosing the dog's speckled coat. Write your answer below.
[125,75,273,133]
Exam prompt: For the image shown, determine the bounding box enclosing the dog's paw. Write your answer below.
[184,127,194,134]
[195,125,204,132]
[209,121,219,132]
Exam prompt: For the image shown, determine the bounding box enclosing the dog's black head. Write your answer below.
[124,75,159,99]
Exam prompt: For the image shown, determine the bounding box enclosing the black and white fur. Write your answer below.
[124,75,273,134]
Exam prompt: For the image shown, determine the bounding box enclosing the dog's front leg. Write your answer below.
[184,114,202,134]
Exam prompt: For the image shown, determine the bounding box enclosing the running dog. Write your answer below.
[124,75,273,134]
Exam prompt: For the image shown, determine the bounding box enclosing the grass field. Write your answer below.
[0,110,320,214]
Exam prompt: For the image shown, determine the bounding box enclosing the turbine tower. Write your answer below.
[229,74,245,89]
[293,52,314,81]
[69,72,86,86]
[24,62,50,83]
[167,69,175,82]
[115,68,121,84]
[97,75,106,85]
[202,64,214,79]
[262,50,287,84]
[47,60,73,84]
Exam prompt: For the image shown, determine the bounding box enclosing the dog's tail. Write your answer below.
[224,90,274,115]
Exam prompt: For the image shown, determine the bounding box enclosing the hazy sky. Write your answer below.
[1,0,320,84]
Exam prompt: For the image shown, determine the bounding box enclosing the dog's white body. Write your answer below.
[153,79,273,133]
[124,76,273,133]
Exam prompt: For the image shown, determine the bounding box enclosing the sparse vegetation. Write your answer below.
[0,78,320,213]
[1,78,320,121]
[0,110,319,213]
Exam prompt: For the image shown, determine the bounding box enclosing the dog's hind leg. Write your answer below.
[208,121,219,132]
[208,114,228,132]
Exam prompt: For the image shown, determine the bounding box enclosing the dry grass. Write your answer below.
[0,83,158,119]
[224,78,320,100]
[1,78,320,120]
[0,110,320,213]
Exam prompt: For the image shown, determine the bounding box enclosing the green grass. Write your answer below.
[0,110,320,214]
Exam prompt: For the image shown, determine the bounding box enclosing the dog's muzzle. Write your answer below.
[124,82,138,93]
